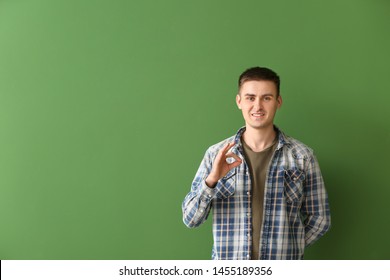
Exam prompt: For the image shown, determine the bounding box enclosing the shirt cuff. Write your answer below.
[199,180,216,202]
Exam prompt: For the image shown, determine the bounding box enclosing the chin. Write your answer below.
[247,122,272,130]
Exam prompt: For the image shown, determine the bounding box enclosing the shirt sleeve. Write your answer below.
[302,154,331,247]
[182,148,216,228]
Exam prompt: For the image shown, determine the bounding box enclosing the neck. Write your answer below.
[242,125,277,152]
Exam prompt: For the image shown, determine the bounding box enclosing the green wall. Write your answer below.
[0,0,389,259]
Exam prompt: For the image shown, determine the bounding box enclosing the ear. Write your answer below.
[277,95,283,109]
[236,94,242,110]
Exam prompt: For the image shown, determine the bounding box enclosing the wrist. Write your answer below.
[205,175,218,188]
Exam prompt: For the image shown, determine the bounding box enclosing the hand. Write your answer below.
[205,142,242,188]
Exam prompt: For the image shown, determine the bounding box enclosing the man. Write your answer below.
[182,66,331,260]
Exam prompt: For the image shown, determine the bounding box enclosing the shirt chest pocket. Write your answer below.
[284,168,305,204]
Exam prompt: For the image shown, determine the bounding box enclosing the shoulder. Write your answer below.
[206,135,236,156]
[206,127,245,154]
[280,132,315,159]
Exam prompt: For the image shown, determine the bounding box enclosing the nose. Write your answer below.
[254,98,263,111]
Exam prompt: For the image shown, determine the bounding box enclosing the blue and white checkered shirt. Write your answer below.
[182,127,331,260]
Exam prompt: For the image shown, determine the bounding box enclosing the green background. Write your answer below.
[0,0,389,260]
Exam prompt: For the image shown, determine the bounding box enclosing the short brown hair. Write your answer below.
[238,66,280,96]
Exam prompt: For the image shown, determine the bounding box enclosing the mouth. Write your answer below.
[251,112,265,118]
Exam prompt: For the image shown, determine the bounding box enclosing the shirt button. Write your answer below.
[200,209,204,213]
[247,191,250,195]
[246,254,250,259]
[208,194,212,198]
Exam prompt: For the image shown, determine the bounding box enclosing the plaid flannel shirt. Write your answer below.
[182,127,331,260]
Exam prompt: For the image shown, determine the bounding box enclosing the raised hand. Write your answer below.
[205,142,242,188]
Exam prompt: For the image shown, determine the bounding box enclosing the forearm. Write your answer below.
[182,143,239,227]
[182,180,214,228]
[303,155,331,247]
[304,210,331,246]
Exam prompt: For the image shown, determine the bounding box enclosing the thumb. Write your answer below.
[229,158,242,169]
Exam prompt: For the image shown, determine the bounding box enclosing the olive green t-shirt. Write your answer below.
[241,138,277,260]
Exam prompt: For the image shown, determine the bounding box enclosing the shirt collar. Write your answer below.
[233,125,291,153]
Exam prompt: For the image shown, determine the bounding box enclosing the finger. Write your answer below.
[229,160,242,169]
[217,142,230,155]
[225,152,242,162]
[225,154,242,168]
[227,155,243,169]
[221,142,235,154]
[215,144,230,162]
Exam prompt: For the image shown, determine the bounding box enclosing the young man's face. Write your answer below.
[236,80,282,131]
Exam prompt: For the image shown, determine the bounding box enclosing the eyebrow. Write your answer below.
[244,93,274,97]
